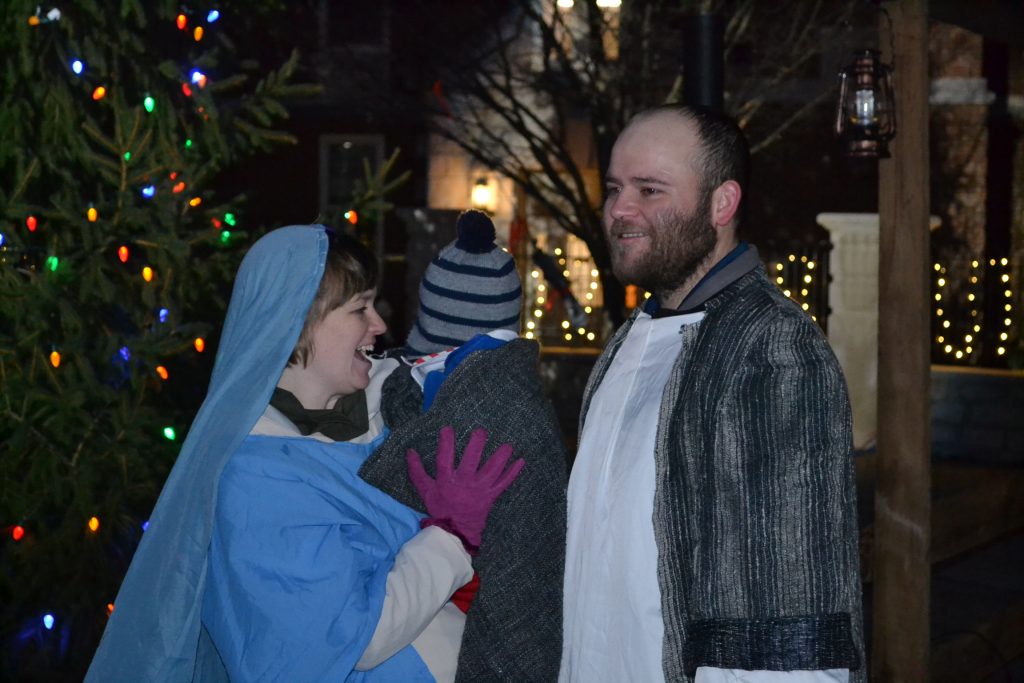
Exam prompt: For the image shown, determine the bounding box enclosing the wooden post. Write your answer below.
[873,1,932,680]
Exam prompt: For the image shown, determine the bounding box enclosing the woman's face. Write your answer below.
[305,289,386,402]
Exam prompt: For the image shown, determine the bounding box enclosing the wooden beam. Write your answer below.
[872,1,932,680]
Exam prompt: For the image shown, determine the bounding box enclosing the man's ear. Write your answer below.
[710,180,742,228]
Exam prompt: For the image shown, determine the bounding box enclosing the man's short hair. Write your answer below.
[632,104,750,223]
[290,229,379,367]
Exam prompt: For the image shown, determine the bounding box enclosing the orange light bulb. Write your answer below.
[87,516,100,533]
[156,366,169,380]
[176,14,187,29]
[194,337,206,353]
[49,351,61,368]
[142,266,154,282]
[87,207,98,222]
[92,86,107,101]
[117,246,129,263]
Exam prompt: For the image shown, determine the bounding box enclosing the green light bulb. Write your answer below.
[46,256,59,272]
[163,427,176,441]
[224,213,236,226]
[143,96,155,113]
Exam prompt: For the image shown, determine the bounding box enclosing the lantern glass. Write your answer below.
[834,49,896,158]
[471,176,495,213]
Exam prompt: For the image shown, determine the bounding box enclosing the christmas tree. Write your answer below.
[0,2,318,679]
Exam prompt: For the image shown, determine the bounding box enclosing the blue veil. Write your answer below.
[85,226,328,682]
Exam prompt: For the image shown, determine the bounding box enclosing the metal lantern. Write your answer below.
[834,49,896,158]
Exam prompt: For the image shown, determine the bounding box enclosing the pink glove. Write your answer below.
[407,426,525,553]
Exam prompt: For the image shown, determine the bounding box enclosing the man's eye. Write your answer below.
[605,186,620,197]
[640,187,659,196]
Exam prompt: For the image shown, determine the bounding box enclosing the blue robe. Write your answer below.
[202,432,434,682]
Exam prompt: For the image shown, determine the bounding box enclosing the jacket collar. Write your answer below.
[643,242,761,317]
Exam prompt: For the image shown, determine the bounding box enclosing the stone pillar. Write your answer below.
[817,213,881,449]
[818,212,941,449]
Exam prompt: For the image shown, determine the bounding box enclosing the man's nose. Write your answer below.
[606,191,636,222]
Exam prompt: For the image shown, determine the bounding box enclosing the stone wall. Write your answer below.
[931,366,1024,464]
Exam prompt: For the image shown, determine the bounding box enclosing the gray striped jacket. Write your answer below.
[580,268,865,681]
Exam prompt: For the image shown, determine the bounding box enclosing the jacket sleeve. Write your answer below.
[682,308,863,676]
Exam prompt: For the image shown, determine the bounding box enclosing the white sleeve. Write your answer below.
[695,667,850,683]
[355,525,473,670]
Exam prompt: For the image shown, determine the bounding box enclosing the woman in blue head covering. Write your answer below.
[86,226,522,683]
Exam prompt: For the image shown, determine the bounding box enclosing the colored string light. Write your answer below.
[118,246,129,262]
[163,427,177,441]
[87,516,100,533]
[92,86,107,101]
[185,138,193,149]
[26,215,37,232]
[344,210,358,225]
[181,83,193,97]
[188,196,202,207]
[106,603,115,617]
[142,521,150,531]
[156,365,169,380]
[224,213,236,226]
[87,207,98,222]
[123,151,131,161]
[194,337,206,352]
[0,233,5,247]
[207,9,220,22]
[46,256,59,272]
[12,525,25,541]
[211,217,222,228]
[71,59,84,74]
[159,308,169,322]
[220,230,231,244]
[142,185,156,198]
[193,26,204,41]
[172,181,186,194]
[118,346,131,362]
[142,266,154,282]
[144,95,155,113]
[43,614,55,630]
[176,14,187,30]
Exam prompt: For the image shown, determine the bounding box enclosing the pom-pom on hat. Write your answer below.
[406,210,523,356]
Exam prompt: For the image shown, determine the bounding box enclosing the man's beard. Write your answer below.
[608,193,716,302]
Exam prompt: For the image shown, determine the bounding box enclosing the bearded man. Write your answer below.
[560,105,865,683]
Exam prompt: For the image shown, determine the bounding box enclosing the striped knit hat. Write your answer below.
[406,210,522,356]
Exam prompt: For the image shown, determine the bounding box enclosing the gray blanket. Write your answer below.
[359,339,567,682]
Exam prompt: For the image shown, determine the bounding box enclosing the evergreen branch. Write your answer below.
[9,157,40,204]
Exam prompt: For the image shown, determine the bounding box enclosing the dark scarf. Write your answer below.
[269,387,369,441]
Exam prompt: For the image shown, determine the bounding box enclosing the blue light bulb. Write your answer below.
[207,10,220,22]
[158,308,169,323]
[71,59,84,75]
[142,185,156,198]
[43,614,55,630]
[190,69,205,85]
[142,520,150,531]
[119,346,131,361]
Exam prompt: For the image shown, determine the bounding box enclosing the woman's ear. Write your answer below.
[711,180,742,228]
